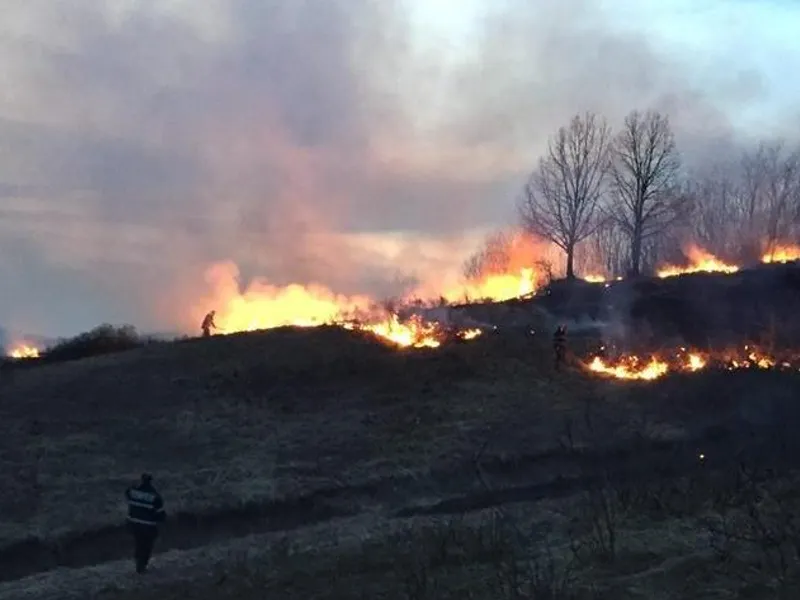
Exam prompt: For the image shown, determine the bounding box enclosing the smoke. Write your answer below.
[0,0,797,335]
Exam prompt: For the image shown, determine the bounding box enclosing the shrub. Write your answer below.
[42,324,149,363]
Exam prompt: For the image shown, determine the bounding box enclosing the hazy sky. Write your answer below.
[0,0,798,337]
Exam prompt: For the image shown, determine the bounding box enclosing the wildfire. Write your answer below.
[7,343,40,359]
[196,261,488,349]
[585,345,795,381]
[444,268,537,303]
[441,230,549,302]
[657,245,739,278]
[587,355,668,380]
[342,314,445,349]
[761,244,800,264]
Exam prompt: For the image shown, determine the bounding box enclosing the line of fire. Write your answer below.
[6,241,800,383]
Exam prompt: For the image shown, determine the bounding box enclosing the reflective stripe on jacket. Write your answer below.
[126,485,165,526]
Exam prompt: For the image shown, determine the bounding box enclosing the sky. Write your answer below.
[0,0,798,337]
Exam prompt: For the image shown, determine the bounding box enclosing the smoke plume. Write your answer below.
[0,0,796,335]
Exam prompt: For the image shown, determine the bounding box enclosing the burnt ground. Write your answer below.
[3,268,800,598]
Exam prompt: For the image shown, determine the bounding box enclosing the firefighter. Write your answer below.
[201,310,217,337]
[125,473,166,574]
[553,324,567,371]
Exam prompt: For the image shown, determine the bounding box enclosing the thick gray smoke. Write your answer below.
[0,0,797,336]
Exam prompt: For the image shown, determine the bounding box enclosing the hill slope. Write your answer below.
[2,319,800,598]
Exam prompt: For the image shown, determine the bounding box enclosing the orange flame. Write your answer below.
[587,355,668,380]
[342,314,446,348]
[585,345,795,381]
[442,268,538,303]
[436,230,548,303]
[195,262,485,349]
[8,343,40,359]
[458,328,483,341]
[657,245,739,278]
[761,244,800,264]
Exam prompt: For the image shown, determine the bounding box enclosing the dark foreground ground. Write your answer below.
[2,325,800,599]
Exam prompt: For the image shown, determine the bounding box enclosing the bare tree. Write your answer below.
[607,110,684,276]
[684,162,739,258]
[588,222,627,277]
[738,141,800,258]
[519,112,611,279]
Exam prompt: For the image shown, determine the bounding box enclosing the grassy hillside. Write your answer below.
[2,322,800,599]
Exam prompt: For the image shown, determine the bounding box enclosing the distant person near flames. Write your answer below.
[201,310,217,337]
[553,325,567,371]
[125,473,166,574]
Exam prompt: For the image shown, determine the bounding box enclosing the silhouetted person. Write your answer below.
[201,310,217,337]
[553,325,567,371]
[125,473,166,574]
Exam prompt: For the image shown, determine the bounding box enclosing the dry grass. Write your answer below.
[0,500,707,600]
[8,492,795,600]
[2,324,799,599]
[0,327,586,544]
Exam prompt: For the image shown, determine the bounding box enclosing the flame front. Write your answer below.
[587,355,669,380]
[8,344,40,359]
[195,262,485,349]
[444,268,538,303]
[342,314,445,348]
[762,244,800,264]
[585,345,795,381]
[657,245,739,278]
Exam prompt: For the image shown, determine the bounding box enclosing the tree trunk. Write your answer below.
[630,226,643,277]
[565,244,576,279]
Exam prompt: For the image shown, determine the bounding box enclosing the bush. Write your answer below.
[42,324,149,363]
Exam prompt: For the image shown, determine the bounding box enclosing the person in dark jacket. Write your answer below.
[125,473,166,573]
[553,325,567,371]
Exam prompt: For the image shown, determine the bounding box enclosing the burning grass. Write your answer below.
[194,260,539,349]
[583,344,798,381]
[656,245,740,279]
[182,243,800,361]
[7,343,40,359]
[762,244,800,264]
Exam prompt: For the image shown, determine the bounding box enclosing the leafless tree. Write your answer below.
[686,162,740,259]
[519,112,611,279]
[586,223,626,277]
[607,110,685,276]
[738,141,800,259]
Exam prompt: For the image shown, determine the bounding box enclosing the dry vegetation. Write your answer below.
[2,322,800,599]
